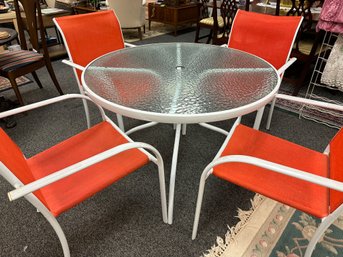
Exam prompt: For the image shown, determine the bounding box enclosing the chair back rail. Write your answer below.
[217,0,239,43]
[14,0,49,58]
[198,0,210,20]
[286,0,323,51]
[228,10,303,70]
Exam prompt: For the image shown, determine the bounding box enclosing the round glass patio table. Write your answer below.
[82,42,280,224]
[82,42,280,124]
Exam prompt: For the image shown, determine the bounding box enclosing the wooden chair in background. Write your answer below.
[194,0,239,45]
[0,0,64,106]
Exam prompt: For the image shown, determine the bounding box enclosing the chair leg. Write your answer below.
[194,25,201,43]
[31,71,43,89]
[42,211,70,257]
[8,75,24,106]
[168,124,182,224]
[182,124,187,135]
[304,204,343,257]
[266,97,277,130]
[45,61,63,95]
[138,27,142,41]
[206,30,213,44]
[149,145,168,224]
[192,167,209,240]
[143,24,146,34]
[116,114,125,132]
[82,97,91,129]
[26,195,70,257]
[253,106,265,130]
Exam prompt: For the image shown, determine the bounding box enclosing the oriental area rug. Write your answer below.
[0,76,31,91]
[123,22,170,43]
[203,194,343,257]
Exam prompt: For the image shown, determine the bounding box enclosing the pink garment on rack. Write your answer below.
[316,0,343,33]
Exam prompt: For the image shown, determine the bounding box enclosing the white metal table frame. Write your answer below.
[81,43,281,224]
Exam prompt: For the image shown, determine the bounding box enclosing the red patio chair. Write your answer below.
[54,11,135,131]
[192,94,343,257]
[227,10,303,130]
[0,94,167,257]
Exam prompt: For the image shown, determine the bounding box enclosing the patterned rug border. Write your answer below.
[203,195,295,257]
[0,76,32,92]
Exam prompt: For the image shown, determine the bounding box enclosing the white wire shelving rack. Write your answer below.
[300,31,343,129]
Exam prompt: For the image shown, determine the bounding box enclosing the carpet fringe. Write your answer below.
[202,194,265,257]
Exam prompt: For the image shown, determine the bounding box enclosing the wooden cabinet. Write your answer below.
[148,3,199,36]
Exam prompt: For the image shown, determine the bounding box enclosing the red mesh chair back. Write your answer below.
[228,10,302,70]
[54,11,125,82]
[329,128,343,212]
[0,129,47,204]
[0,129,32,184]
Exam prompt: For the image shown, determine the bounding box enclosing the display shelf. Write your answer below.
[300,31,343,129]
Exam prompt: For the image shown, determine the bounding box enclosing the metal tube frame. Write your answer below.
[168,124,182,224]
[192,98,343,255]
[0,95,168,256]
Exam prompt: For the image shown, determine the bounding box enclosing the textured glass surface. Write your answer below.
[84,43,278,115]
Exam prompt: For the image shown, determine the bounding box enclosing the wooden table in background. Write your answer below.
[0,11,18,32]
[148,3,199,36]
[73,5,98,14]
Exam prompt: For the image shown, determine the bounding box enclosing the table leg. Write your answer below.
[116,114,125,132]
[253,106,265,130]
[168,123,182,224]
[182,124,187,135]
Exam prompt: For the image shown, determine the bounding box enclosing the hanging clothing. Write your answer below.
[321,34,343,90]
[316,0,343,33]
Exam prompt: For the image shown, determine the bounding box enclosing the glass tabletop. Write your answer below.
[83,43,279,123]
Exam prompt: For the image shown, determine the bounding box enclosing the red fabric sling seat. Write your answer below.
[0,121,149,217]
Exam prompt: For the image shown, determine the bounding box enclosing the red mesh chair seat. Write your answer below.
[0,96,167,256]
[0,50,43,73]
[213,124,329,218]
[27,121,149,217]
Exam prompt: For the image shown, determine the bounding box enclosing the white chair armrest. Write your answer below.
[0,94,100,119]
[124,42,137,48]
[277,57,297,76]
[8,142,159,201]
[62,59,85,71]
[206,155,343,192]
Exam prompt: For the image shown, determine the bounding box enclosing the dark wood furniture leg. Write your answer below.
[45,61,63,95]
[31,71,43,88]
[138,27,142,40]
[8,74,24,106]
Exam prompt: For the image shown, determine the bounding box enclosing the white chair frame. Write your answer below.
[53,12,138,132]
[192,94,343,257]
[0,94,168,257]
